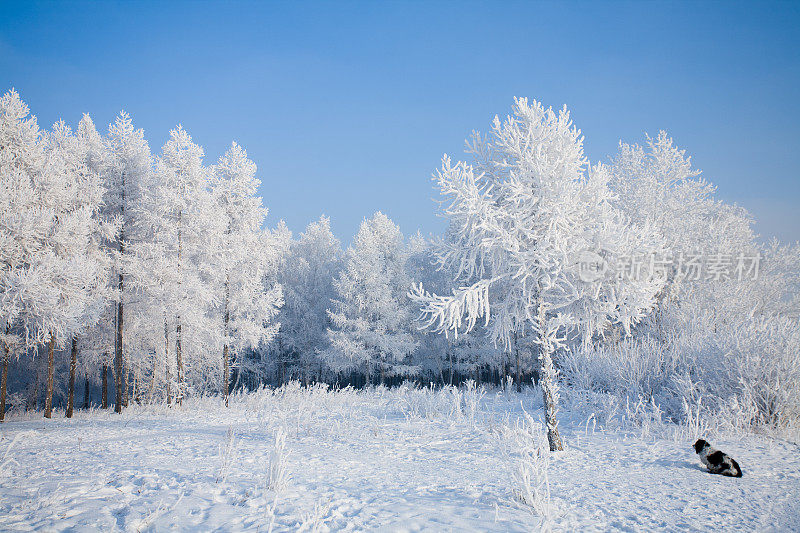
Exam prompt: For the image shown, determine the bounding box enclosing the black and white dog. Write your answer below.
[693,439,742,477]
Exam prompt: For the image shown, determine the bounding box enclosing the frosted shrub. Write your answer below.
[267,427,290,491]
[560,337,677,409]
[562,310,800,434]
[499,410,557,525]
[0,432,26,477]
[297,500,332,533]
[396,383,465,421]
[462,379,486,427]
[503,375,515,396]
[680,397,710,442]
[215,426,240,483]
[724,316,800,428]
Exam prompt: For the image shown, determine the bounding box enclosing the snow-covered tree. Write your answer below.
[326,212,419,383]
[100,112,152,411]
[275,216,343,385]
[133,126,219,404]
[411,98,663,450]
[5,117,112,418]
[0,89,49,421]
[210,142,283,404]
[610,131,756,308]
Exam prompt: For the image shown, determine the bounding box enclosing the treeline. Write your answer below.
[1,90,798,433]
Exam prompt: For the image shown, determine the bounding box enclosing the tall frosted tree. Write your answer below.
[101,111,152,412]
[326,212,418,382]
[610,131,756,305]
[411,98,663,450]
[276,216,343,384]
[140,126,220,404]
[7,118,111,418]
[210,142,283,404]
[0,89,48,421]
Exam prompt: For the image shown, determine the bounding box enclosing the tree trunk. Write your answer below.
[115,174,125,414]
[66,336,77,418]
[123,360,130,407]
[115,286,124,413]
[536,305,563,452]
[44,332,55,418]
[175,322,183,405]
[83,373,90,409]
[222,344,230,406]
[101,363,108,409]
[514,332,522,393]
[1,323,10,422]
[164,317,171,405]
[148,356,157,404]
[222,272,230,406]
[175,208,184,405]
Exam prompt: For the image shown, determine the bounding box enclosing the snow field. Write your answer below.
[1,384,798,532]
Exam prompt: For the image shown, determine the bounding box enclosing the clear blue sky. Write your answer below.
[2,1,798,244]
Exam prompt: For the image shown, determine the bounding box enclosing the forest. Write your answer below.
[2,88,799,440]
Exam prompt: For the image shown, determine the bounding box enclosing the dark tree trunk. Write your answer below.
[222,344,230,406]
[175,322,183,405]
[83,373,90,409]
[1,323,9,422]
[123,360,130,407]
[165,317,171,405]
[514,332,522,393]
[66,336,77,418]
[175,208,184,405]
[44,332,55,418]
[115,289,124,413]
[101,363,108,409]
[115,174,126,414]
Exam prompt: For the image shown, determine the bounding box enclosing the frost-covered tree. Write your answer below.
[275,216,343,385]
[610,131,756,307]
[7,118,112,418]
[411,98,663,450]
[0,89,49,421]
[72,112,152,413]
[134,126,219,404]
[210,143,282,404]
[100,112,152,412]
[326,212,419,383]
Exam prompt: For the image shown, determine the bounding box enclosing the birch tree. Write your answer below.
[410,98,663,450]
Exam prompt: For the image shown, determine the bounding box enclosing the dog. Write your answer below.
[693,439,742,477]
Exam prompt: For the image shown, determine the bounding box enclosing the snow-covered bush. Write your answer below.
[462,379,486,427]
[266,427,290,491]
[498,409,557,525]
[563,310,800,433]
[216,426,241,483]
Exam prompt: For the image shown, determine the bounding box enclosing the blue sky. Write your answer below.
[2,1,798,244]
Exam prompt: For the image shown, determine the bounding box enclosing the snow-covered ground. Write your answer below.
[1,384,798,532]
